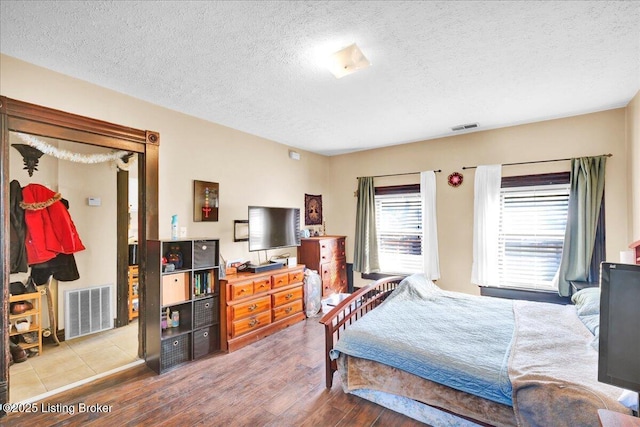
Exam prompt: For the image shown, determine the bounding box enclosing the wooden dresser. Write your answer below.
[221,264,305,352]
[297,236,347,296]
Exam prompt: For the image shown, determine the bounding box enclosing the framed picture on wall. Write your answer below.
[194,180,219,222]
[305,194,323,225]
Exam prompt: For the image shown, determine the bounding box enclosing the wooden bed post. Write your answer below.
[319,276,404,389]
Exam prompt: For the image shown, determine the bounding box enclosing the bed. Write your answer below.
[319,274,632,426]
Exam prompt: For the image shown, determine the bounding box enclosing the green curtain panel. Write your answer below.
[353,177,379,273]
[557,156,607,296]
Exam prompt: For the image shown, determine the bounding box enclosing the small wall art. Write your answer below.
[305,193,323,225]
[448,172,464,188]
[194,180,219,222]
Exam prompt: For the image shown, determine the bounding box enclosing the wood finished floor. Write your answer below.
[3,318,422,426]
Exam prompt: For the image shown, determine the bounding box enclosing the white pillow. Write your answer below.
[571,287,600,316]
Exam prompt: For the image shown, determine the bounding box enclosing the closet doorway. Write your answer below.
[1,97,159,409]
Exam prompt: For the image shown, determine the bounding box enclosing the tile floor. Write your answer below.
[9,320,139,403]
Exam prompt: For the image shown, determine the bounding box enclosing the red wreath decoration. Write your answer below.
[448,172,464,187]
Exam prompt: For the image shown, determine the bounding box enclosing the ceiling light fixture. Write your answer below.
[327,43,371,79]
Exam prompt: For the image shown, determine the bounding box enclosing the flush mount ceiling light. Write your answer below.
[327,43,371,79]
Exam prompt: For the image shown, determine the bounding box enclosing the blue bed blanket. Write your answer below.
[331,274,515,406]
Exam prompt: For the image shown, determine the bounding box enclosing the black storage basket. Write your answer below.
[193,240,218,268]
[194,297,218,329]
[161,333,191,371]
[193,326,219,359]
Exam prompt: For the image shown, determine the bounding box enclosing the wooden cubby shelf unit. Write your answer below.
[146,238,221,373]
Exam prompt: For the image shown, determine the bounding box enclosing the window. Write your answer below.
[374,185,422,274]
[497,173,570,291]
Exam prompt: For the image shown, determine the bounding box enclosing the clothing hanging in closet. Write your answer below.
[20,183,85,266]
[10,180,28,273]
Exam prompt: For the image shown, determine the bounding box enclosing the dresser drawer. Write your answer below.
[231,311,271,337]
[229,280,255,301]
[271,272,290,289]
[272,300,303,322]
[231,296,270,320]
[288,269,304,284]
[272,286,303,307]
[318,240,335,264]
[336,237,346,258]
[319,238,344,262]
[253,278,271,294]
[162,272,189,305]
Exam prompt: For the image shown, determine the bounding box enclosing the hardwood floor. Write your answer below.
[3,318,422,426]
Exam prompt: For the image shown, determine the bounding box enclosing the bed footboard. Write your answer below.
[318,276,405,389]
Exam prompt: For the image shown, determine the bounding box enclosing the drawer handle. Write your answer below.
[248,318,259,327]
[201,245,207,250]
[285,293,293,300]
[174,278,179,282]
[239,289,246,293]
[204,302,210,308]
[285,307,293,314]
[258,284,266,289]
[203,331,209,338]
[248,304,258,311]
[173,340,179,347]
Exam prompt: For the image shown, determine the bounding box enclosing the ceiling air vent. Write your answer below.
[451,123,479,132]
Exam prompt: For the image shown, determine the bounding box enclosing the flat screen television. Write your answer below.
[598,262,640,393]
[248,206,301,252]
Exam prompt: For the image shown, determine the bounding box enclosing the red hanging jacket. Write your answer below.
[21,183,85,265]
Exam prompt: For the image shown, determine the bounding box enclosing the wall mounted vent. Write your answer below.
[451,123,479,131]
[65,285,114,340]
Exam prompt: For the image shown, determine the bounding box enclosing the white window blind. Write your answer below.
[375,192,422,274]
[497,184,570,290]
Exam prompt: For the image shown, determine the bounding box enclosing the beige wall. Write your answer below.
[329,109,631,294]
[2,54,636,300]
[1,54,329,331]
[1,55,330,270]
[627,91,640,243]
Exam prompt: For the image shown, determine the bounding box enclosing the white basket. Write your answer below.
[14,318,31,332]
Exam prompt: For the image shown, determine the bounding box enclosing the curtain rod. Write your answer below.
[461,154,612,170]
[357,170,442,179]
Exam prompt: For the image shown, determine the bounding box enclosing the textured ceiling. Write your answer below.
[1,1,639,156]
